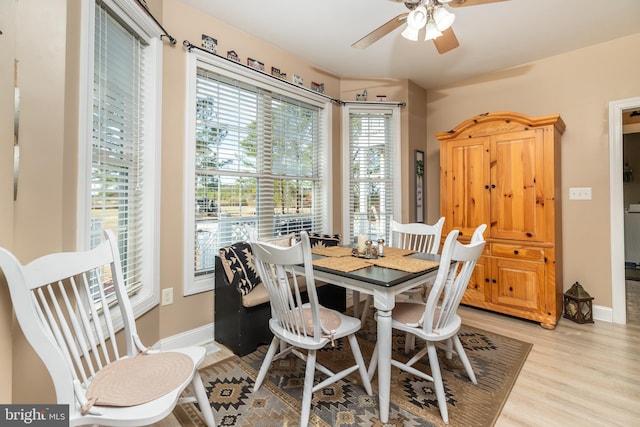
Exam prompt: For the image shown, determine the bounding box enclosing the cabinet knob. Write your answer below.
[484,185,490,189]
[491,184,496,188]
[485,278,490,283]
[513,250,519,255]
[492,279,496,283]
[509,286,513,291]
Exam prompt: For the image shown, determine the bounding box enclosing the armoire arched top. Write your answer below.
[435,111,566,141]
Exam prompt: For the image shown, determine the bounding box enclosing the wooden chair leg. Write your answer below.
[367,343,379,381]
[453,335,477,384]
[347,334,373,395]
[360,296,372,326]
[253,337,280,391]
[191,371,217,426]
[404,332,416,354]
[427,343,449,424]
[300,350,317,427]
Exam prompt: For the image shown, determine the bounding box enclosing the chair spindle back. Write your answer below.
[1,230,142,406]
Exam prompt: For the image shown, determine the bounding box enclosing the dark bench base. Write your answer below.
[214,256,346,356]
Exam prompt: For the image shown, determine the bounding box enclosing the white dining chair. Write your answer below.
[250,231,373,427]
[360,216,445,353]
[0,230,216,426]
[367,225,486,424]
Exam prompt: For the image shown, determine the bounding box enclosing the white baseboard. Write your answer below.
[152,322,216,351]
[593,304,614,323]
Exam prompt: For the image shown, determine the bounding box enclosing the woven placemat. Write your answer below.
[381,247,416,258]
[368,257,439,273]
[312,256,372,272]
[311,246,354,257]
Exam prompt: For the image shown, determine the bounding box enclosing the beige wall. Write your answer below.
[425,33,640,307]
[0,0,16,404]
[407,80,428,223]
[4,0,69,404]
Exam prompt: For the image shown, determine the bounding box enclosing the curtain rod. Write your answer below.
[183,41,342,105]
[135,0,176,45]
[183,40,407,108]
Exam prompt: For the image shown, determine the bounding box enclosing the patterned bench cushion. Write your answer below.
[308,232,341,248]
[218,234,295,296]
[219,242,259,296]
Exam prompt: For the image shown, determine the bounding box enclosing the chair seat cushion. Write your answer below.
[242,275,328,308]
[300,306,342,333]
[393,301,426,326]
[84,352,193,412]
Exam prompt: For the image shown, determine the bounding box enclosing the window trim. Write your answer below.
[341,104,402,245]
[77,0,163,321]
[183,50,332,295]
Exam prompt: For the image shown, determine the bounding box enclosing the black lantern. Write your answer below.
[563,282,594,324]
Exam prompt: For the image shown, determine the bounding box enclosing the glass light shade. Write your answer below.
[433,7,455,31]
[401,26,420,41]
[407,6,428,29]
[402,6,428,41]
[424,20,443,41]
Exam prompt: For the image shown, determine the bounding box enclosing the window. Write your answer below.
[184,51,331,294]
[78,0,163,317]
[342,105,401,245]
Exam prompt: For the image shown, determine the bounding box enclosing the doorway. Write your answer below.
[609,97,640,324]
[622,117,640,324]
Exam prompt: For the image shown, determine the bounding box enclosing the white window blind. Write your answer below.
[90,2,147,298]
[346,108,397,244]
[189,65,328,283]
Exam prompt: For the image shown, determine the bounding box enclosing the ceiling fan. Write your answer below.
[352,0,509,54]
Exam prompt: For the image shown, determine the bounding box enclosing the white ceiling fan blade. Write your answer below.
[352,13,408,49]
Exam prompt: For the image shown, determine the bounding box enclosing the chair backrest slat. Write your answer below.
[390,217,445,255]
[54,278,97,381]
[0,230,143,407]
[68,273,107,373]
[251,231,322,341]
[424,225,486,334]
[35,285,84,382]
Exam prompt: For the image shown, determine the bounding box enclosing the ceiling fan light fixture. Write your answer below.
[402,6,428,41]
[433,6,455,31]
[424,20,443,40]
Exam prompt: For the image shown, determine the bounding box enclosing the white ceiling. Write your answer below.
[180,0,640,90]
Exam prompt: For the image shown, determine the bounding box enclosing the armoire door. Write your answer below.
[442,136,490,239]
[490,257,544,313]
[490,129,545,241]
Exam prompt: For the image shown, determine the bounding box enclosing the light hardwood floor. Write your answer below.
[155,305,640,426]
[460,305,640,427]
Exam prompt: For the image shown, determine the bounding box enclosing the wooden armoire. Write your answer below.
[437,112,565,329]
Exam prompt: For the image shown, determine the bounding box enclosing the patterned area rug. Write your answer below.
[175,315,531,426]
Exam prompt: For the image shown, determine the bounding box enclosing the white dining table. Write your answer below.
[310,252,439,423]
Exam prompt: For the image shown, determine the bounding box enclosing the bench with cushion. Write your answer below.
[214,233,346,356]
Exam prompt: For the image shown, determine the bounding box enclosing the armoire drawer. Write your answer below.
[491,243,544,261]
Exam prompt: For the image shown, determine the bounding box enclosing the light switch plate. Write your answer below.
[161,288,174,306]
[569,187,592,200]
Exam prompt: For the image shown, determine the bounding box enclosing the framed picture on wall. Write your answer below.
[415,150,425,223]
